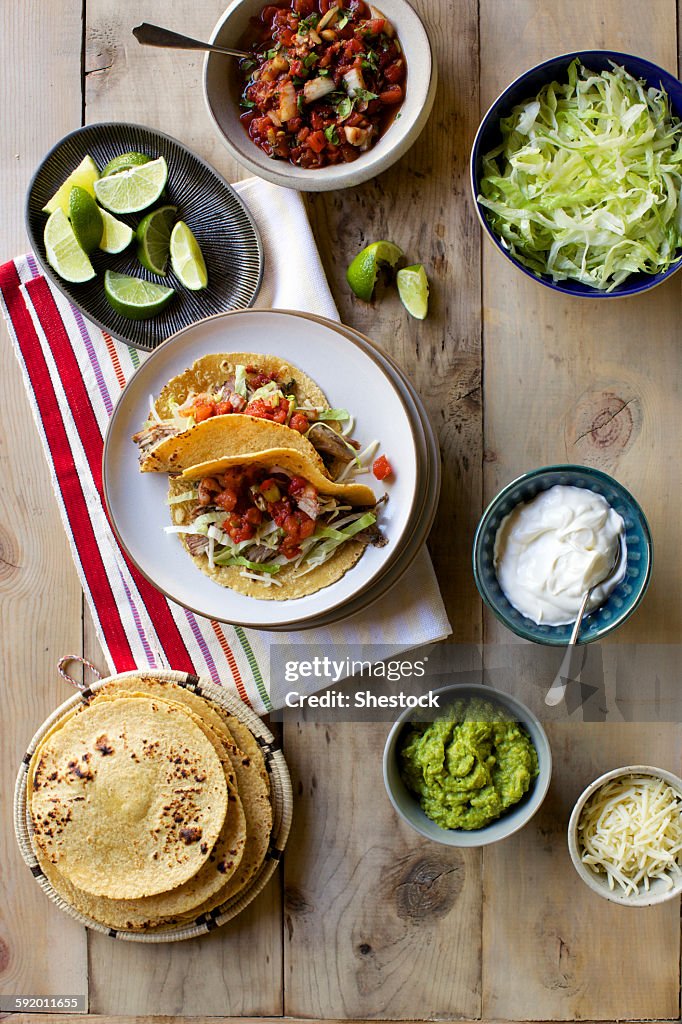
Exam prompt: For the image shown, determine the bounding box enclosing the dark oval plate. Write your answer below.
[25,122,263,350]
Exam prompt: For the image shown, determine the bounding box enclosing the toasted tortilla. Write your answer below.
[171,449,377,601]
[180,448,375,506]
[139,352,338,472]
[29,697,228,900]
[142,414,330,476]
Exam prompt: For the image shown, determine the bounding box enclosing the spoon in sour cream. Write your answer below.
[545,532,626,707]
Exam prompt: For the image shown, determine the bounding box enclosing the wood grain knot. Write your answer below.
[568,388,641,459]
[0,937,10,974]
[284,886,313,915]
[0,524,20,581]
[394,855,463,921]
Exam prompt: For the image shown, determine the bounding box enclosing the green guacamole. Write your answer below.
[399,698,539,831]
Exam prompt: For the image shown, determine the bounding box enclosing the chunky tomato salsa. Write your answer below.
[238,0,406,168]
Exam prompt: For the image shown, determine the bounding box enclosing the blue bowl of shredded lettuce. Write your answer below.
[471,51,682,296]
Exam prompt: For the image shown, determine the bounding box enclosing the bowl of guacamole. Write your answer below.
[383,684,552,847]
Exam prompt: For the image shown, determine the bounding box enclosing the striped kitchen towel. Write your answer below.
[0,177,451,713]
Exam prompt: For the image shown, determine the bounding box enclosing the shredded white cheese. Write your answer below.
[578,775,682,896]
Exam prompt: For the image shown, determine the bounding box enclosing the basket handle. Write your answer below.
[58,655,103,691]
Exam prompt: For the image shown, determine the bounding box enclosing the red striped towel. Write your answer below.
[0,179,450,712]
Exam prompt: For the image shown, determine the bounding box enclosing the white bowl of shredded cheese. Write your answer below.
[568,766,682,906]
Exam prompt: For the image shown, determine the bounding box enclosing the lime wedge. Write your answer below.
[170,221,208,290]
[397,264,429,319]
[44,208,96,283]
[42,155,100,215]
[69,185,103,254]
[94,156,168,215]
[101,151,151,177]
[99,209,134,254]
[346,240,403,301]
[104,270,175,320]
[136,204,177,275]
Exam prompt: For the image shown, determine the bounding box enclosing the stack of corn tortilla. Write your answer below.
[26,677,273,932]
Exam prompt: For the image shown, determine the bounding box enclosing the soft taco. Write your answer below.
[167,448,387,600]
[133,352,361,478]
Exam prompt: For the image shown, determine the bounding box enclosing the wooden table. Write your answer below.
[1,0,681,1021]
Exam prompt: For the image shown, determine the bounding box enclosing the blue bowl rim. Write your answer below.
[469,49,682,298]
[382,681,553,847]
[472,463,654,646]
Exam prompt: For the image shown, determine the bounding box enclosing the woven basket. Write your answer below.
[14,668,292,943]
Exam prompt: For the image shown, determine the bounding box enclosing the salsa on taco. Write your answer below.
[167,448,386,600]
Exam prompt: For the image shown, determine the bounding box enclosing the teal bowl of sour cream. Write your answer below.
[472,465,653,645]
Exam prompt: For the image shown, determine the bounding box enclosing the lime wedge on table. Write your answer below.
[170,221,208,290]
[94,156,168,214]
[99,209,134,254]
[104,270,175,320]
[136,204,177,275]
[42,155,100,215]
[346,240,403,301]
[44,209,95,283]
[68,185,103,253]
[397,264,429,320]
[101,151,151,176]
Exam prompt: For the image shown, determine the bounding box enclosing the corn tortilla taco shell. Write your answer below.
[29,696,228,900]
[141,414,330,475]
[155,352,330,419]
[180,448,375,506]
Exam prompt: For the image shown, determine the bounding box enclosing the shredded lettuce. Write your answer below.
[316,408,350,421]
[235,364,248,399]
[212,553,282,573]
[166,490,197,505]
[249,380,282,404]
[478,59,682,291]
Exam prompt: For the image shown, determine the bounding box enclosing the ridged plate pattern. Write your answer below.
[26,122,263,350]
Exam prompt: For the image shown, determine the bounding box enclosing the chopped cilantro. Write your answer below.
[318,67,331,76]
[297,94,305,114]
[303,52,319,68]
[335,96,354,119]
[240,98,256,110]
[362,50,379,72]
[324,124,340,145]
[298,12,320,32]
[355,87,379,103]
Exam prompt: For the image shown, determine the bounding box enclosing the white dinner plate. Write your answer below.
[103,309,420,629]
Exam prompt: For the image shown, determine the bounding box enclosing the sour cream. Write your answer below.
[494,485,626,626]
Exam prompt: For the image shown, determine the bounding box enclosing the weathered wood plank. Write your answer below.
[82,1,282,1013]
[0,0,88,1007]
[283,721,481,1018]
[284,0,483,1014]
[480,3,682,1019]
